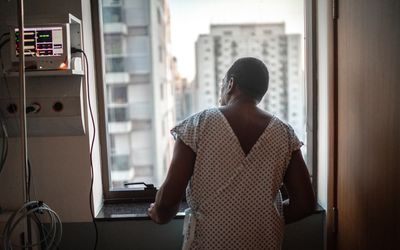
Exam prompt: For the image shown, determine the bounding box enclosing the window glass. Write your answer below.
[108,107,128,122]
[100,0,307,190]
[103,7,123,23]
[109,86,128,104]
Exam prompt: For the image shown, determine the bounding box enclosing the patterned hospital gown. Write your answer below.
[171,108,302,250]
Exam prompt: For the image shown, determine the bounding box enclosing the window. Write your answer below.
[95,0,314,201]
[128,27,148,36]
[108,107,128,122]
[264,29,272,35]
[223,30,232,35]
[104,35,123,54]
[103,6,123,23]
[111,154,130,171]
[159,45,163,63]
[160,83,164,100]
[109,86,128,104]
[157,7,162,25]
[106,58,125,72]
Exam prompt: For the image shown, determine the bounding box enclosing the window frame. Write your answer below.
[91,0,318,202]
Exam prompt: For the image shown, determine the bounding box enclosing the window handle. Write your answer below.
[124,182,156,191]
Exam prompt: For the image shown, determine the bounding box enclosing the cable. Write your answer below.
[0,37,12,98]
[0,32,10,42]
[73,47,98,250]
[0,38,10,51]
[27,159,32,200]
[0,112,8,175]
[0,34,9,176]
[2,201,62,249]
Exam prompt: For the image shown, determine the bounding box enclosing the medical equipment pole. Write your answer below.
[17,0,32,248]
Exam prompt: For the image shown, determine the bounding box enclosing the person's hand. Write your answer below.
[148,203,161,224]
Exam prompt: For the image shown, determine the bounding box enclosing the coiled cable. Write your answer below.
[2,201,62,249]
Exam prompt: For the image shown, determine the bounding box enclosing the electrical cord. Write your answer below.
[2,201,62,249]
[0,38,10,51]
[0,32,10,42]
[0,33,10,175]
[0,112,8,175]
[72,47,99,250]
[0,35,12,100]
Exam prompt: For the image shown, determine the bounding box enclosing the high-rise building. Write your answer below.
[102,0,175,188]
[194,23,305,141]
[170,57,193,122]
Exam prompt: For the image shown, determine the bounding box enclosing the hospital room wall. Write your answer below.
[0,0,102,223]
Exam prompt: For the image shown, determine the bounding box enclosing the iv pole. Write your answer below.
[17,0,33,247]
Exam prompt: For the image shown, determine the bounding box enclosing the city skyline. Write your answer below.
[193,23,305,142]
[101,0,306,188]
[169,0,304,80]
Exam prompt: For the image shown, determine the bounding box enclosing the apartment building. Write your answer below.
[194,23,304,140]
[170,57,193,122]
[103,0,175,187]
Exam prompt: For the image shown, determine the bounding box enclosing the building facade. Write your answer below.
[170,57,193,122]
[103,0,175,188]
[194,23,305,141]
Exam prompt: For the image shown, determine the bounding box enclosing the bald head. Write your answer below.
[226,57,269,102]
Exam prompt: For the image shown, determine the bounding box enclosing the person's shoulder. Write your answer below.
[178,108,218,124]
[269,116,295,133]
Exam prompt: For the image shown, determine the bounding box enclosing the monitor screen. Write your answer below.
[15,26,64,57]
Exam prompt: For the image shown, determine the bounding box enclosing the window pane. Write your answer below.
[100,0,307,191]
[108,107,128,122]
[103,7,124,23]
[104,35,123,55]
[109,86,128,104]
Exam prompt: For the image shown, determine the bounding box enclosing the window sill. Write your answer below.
[95,202,324,222]
[95,201,188,221]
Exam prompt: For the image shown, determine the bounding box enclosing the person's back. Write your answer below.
[148,57,316,250]
[220,103,273,156]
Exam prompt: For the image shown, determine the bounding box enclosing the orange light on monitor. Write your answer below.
[59,62,68,69]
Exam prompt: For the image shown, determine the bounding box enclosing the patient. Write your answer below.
[148,57,316,249]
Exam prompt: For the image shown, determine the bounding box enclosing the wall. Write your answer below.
[316,0,331,210]
[59,213,324,250]
[0,0,103,223]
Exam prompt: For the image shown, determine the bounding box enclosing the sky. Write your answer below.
[168,0,305,81]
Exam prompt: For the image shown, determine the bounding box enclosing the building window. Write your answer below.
[110,154,130,171]
[223,30,232,35]
[108,107,128,122]
[157,7,162,25]
[159,45,163,63]
[264,29,272,35]
[109,86,128,104]
[160,82,165,100]
[104,35,123,55]
[103,6,124,23]
[95,0,314,200]
[106,57,125,72]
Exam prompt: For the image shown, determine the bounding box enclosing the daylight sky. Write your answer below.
[168,0,304,81]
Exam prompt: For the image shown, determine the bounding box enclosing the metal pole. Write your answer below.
[17,0,27,207]
[17,0,32,248]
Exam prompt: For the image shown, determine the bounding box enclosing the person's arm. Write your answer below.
[283,149,316,224]
[148,138,196,224]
